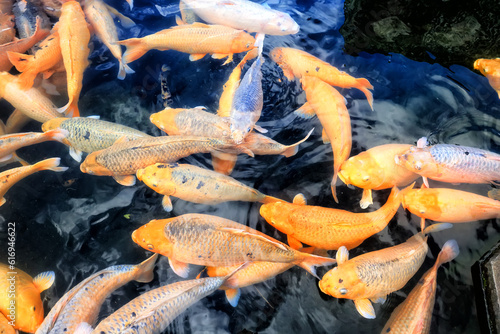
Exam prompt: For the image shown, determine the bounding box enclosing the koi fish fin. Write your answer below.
[74,322,93,334]
[336,246,349,264]
[360,189,373,209]
[6,109,31,134]
[435,239,459,269]
[189,53,206,61]
[117,60,135,80]
[225,288,241,307]
[57,101,80,118]
[294,101,316,119]
[281,128,314,158]
[422,176,429,188]
[321,128,331,144]
[12,152,29,166]
[113,174,136,186]
[354,299,376,319]
[297,253,336,279]
[135,254,158,283]
[311,248,329,257]
[422,223,453,235]
[211,152,237,175]
[33,157,68,172]
[105,4,135,28]
[218,227,289,251]
[0,119,5,135]
[484,153,500,162]
[331,173,339,203]
[125,0,133,10]
[212,53,231,62]
[32,271,55,292]
[0,154,13,163]
[7,51,33,73]
[261,195,283,204]
[169,257,190,278]
[117,38,149,63]
[420,217,426,232]
[42,69,56,80]
[416,137,428,148]
[355,79,374,111]
[69,147,83,162]
[253,124,267,134]
[87,115,100,119]
[369,295,386,304]
[45,128,69,142]
[231,144,254,157]
[282,67,295,81]
[292,193,307,205]
[162,195,173,212]
[287,235,303,250]
[0,198,5,206]
[254,33,265,55]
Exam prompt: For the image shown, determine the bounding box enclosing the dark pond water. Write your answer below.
[1,0,499,333]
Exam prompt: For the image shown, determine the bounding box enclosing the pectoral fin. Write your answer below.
[294,102,316,119]
[168,257,190,278]
[321,128,330,144]
[354,299,376,319]
[287,235,303,250]
[360,189,373,209]
[162,195,173,212]
[369,295,386,304]
[253,124,267,133]
[336,246,349,264]
[225,288,241,307]
[32,271,55,292]
[113,175,136,186]
[292,193,307,205]
[69,147,83,162]
[189,54,206,61]
[0,154,13,162]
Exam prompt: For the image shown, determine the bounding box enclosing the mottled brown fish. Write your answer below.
[0,129,67,163]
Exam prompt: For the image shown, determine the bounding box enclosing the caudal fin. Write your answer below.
[33,157,68,172]
[117,38,149,64]
[356,78,374,111]
[281,128,314,158]
[434,239,459,269]
[57,100,80,117]
[134,254,158,283]
[297,253,336,279]
[117,60,135,80]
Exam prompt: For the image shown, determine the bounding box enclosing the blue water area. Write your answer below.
[1,0,499,333]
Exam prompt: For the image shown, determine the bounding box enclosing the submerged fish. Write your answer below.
[0,312,15,334]
[81,265,243,334]
[474,58,500,99]
[260,186,408,251]
[301,75,351,203]
[318,223,452,319]
[0,157,67,207]
[42,117,151,162]
[381,240,459,334]
[57,0,91,117]
[395,139,500,186]
[35,255,157,334]
[339,144,419,208]
[180,0,299,35]
[0,263,55,333]
[117,22,255,64]
[136,163,283,211]
[270,47,374,110]
[80,135,253,186]
[401,187,500,225]
[131,213,336,278]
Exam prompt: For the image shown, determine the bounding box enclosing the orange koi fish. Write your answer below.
[0,17,49,71]
[381,240,459,334]
[339,144,419,208]
[401,187,500,226]
[132,213,336,278]
[0,312,15,334]
[0,157,68,206]
[301,75,351,203]
[474,58,500,99]
[117,22,255,64]
[84,0,135,79]
[42,117,150,162]
[0,263,55,333]
[0,129,68,164]
[0,72,61,123]
[5,109,31,134]
[136,163,282,211]
[57,0,91,117]
[35,255,157,334]
[260,185,409,250]
[80,136,253,186]
[271,47,374,110]
[7,30,62,90]
[318,223,452,319]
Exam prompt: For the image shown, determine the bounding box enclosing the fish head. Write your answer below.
[132,218,174,256]
[269,47,285,65]
[41,118,67,133]
[230,31,256,53]
[259,202,294,234]
[318,265,364,299]
[79,151,110,176]
[394,146,437,176]
[14,285,45,332]
[230,114,253,144]
[401,188,441,218]
[150,108,181,135]
[267,12,300,35]
[338,155,383,189]
[136,163,176,195]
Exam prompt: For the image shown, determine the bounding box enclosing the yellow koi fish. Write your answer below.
[474,58,500,99]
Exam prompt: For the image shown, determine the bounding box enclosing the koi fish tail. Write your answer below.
[261,195,284,204]
[33,157,69,172]
[422,222,453,235]
[356,78,374,111]
[211,152,237,175]
[331,172,339,203]
[297,253,336,279]
[7,51,32,73]
[57,100,80,117]
[117,38,149,64]
[117,59,135,80]
[134,254,158,283]
[44,128,69,142]
[282,128,314,158]
[434,240,459,269]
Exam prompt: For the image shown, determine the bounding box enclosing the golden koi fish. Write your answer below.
[301,75,351,203]
[35,255,157,334]
[339,144,419,208]
[117,22,255,64]
[132,213,336,278]
[260,186,409,250]
[0,264,55,333]
[0,157,68,207]
[42,117,151,162]
[318,223,452,319]
[136,163,283,211]
[474,58,500,99]
[80,135,253,186]
[381,240,459,334]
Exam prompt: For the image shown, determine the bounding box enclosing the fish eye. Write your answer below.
[246,43,251,48]
[147,244,154,250]
[32,306,36,311]
[340,288,348,295]
[414,162,422,171]
[362,175,370,182]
